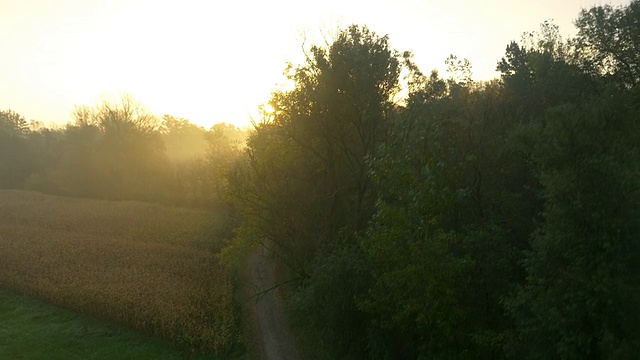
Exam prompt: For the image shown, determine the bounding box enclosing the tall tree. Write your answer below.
[0,110,31,188]
[575,0,640,87]
[232,25,403,273]
[227,25,407,357]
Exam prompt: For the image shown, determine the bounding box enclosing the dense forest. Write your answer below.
[2,1,639,358]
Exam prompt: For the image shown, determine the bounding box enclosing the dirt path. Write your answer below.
[245,246,300,360]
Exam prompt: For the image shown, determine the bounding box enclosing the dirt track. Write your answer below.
[246,246,300,360]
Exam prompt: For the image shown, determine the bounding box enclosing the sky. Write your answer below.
[0,0,632,129]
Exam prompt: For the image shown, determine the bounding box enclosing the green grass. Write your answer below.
[0,288,216,360]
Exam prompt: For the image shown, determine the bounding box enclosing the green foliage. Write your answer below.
[575,0,640,86]
[230,12,640,356]
[0,109,29,136]
[507,87,640,359]
[497,22,599,123]
[358,72,534,358]
[0,288,209,360]
[226,25,410,358]
[231,24,405,275]
[289,245,371,359]
[0,110,32,188]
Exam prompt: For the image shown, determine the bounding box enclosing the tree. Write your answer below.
[30,96,173,202]
[0,109,29,136]
[232,24,404,272]
[497,21,597,123]
[197,122,246,209]
[227,25,406,357]
[358,65,541,357]
[160,115,208,162]
[507,84,640,359]
[89,96,169,201]
[494,8,640,356]
[0,110,31,188]
[575,0,640,87]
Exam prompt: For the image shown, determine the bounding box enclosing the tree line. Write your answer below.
[1,95,247,211]
[1,1,638,358]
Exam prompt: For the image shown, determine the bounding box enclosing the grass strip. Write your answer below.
[0,287,214,359]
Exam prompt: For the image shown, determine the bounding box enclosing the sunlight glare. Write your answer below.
[262,103,276,115]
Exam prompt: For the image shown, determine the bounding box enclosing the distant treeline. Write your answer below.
[2,1,639,358]
[0,96,247,210]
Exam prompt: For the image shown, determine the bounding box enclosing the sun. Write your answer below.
[262,103,276,116]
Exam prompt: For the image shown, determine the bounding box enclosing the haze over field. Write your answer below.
[0,0,632,128]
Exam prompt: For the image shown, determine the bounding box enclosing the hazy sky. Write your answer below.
[0,0,631,128]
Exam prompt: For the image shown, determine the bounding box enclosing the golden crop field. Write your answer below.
[0,190,235,355]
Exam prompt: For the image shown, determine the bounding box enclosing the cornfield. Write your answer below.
[0,190,235,355]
